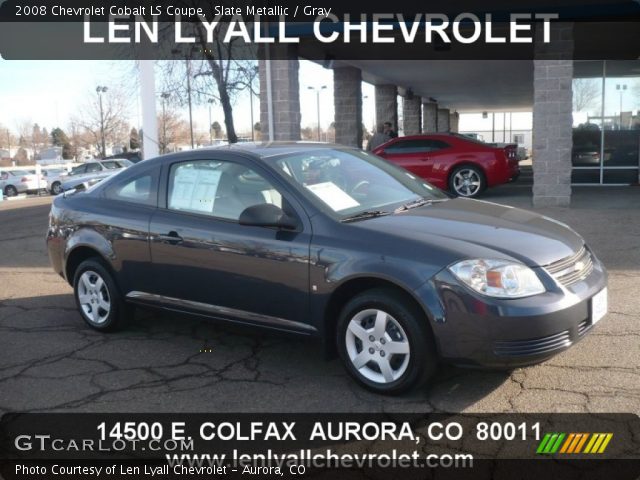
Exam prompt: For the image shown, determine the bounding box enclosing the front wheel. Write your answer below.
[73,258,130,332]
[337,288,437,394]
[449,165,485,198]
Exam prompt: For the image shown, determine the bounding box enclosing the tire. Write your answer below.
[449,165,485,198]
[73,258,130,332]
[51,182,62,195]
[336,288,437,394]
[4,185,18,197]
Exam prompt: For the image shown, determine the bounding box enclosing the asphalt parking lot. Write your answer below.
[1,186,639,415]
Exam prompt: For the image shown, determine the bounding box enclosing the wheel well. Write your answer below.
[323,277,432,357]
[65,247,104,285]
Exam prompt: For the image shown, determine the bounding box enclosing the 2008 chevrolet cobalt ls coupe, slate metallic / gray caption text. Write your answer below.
[47,143,608,394]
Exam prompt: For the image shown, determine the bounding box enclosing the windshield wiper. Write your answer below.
[341,210,390,223]
[395,197,435,212]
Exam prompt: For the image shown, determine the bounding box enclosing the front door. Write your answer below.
[148,158,312,333]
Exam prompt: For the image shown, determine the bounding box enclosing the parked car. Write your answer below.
[47,143,607,394]
[42,168,68,195]
[373,133,520,198]
[103,152,143,164]
[62,159,133,192]
[0,169,46,196]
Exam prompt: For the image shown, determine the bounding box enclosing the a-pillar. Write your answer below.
[532,22,574,207]
[375,84,398,131]
[423,102,438,132]
[403,95,422,135]
[333,66,363,147]
[258,45,301,141]
[437,108,450,132]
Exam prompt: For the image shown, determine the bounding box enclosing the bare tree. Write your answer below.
[573,78,601,113]
[74,89,130,158]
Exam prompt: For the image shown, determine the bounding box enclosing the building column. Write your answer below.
[423,102,438,132]
[333,66,363,147]
[403,95,422,135]
[259,45,301,141]
[437,108,450,132]
[375,84,398,131]
[532,22,574,207]
[449,111,460,133]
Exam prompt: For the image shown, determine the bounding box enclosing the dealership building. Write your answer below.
[255,21,640,206]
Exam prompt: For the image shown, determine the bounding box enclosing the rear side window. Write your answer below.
[104,169,158,206]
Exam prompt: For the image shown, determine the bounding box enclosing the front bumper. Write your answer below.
[415,253,608,368]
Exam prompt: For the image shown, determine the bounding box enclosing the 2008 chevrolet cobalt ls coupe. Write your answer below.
[47,143,608,394]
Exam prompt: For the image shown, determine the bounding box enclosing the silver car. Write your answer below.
[61,159,133,192]
[1,169,46,197]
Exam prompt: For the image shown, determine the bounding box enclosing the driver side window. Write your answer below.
[167,160,283,221]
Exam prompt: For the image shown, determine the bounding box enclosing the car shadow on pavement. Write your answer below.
[0,293,511,413]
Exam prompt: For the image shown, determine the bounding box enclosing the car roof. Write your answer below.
[199,141,347,158]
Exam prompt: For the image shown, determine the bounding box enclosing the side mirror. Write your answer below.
[239,204,297,230]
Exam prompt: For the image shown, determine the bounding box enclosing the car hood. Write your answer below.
[355,198,583,267]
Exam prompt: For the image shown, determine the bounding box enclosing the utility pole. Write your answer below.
[208,99,214,144]
[96,86,108,158]
[160,92,171,153]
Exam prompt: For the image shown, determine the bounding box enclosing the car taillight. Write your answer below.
[21,177,29,182]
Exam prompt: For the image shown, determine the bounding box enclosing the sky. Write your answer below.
[3,58,636,142]
[0,59,374,140]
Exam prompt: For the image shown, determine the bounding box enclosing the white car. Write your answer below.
[0,169,46,197]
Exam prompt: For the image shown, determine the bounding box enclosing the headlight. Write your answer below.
[448,259,545,298]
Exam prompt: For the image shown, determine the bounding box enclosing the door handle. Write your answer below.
[157,231,183,245]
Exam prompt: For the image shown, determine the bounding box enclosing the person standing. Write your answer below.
[367,125,391,151]
[383,122,398,139]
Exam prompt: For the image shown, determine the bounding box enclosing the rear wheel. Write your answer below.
[449,165,485,198]
[73,259,130,332]
[51,182,62,195]
[337,288,437,394]
[4,185,17,197]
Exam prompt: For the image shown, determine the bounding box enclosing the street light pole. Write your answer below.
[160,93,171,153]
[185,58,194,149]
[307,85,327,141]
[616,84,627,129]
[208,99,214,144]
[96,86,108,158]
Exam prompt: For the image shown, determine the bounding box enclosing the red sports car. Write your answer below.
[373,133,520,197]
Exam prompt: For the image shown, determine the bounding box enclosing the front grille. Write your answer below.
[494,330,571,357]
[544,246,594,287]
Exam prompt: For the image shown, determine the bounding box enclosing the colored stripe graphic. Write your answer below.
[537,433,613,455]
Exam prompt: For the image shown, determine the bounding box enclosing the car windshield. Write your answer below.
[271,148,448,219]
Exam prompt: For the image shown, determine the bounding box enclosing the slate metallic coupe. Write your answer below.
[47,143,608,394]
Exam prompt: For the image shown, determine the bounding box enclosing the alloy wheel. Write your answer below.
[78,270,111,324]
[344,309,411,384]
[453,169,481,197]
